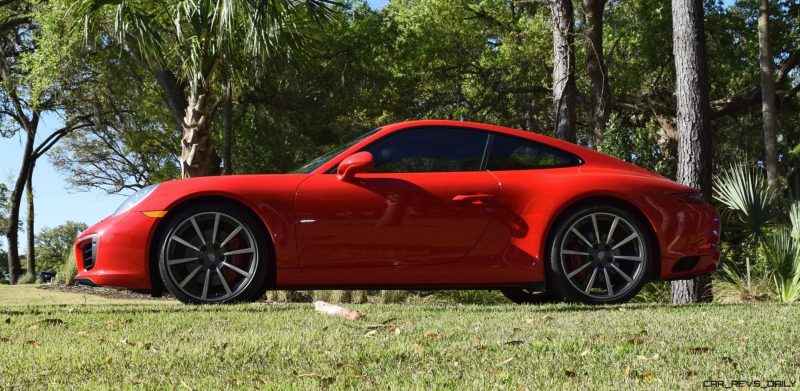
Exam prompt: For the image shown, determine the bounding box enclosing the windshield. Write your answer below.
[291,128,380,174]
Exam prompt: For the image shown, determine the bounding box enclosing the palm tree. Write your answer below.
[73,0,336,177]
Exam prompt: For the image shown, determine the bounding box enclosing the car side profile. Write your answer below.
[73,120,720,304]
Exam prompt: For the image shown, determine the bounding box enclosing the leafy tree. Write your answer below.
[233,1,395,174]
[1,1,98,283]
[382,0,552,129]
[34,221,88,272]
[23,2,181,194]
[73,0,337,178]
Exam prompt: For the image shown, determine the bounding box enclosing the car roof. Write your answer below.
[380,119,590,157]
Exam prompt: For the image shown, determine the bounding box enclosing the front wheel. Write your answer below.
[548,205,654,304]
[156,202,270,304]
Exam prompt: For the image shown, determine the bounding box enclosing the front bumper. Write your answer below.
[74,211,161,289]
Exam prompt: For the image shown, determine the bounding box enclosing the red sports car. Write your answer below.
[74,120,720,304]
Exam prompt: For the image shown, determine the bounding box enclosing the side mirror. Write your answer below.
[337,151,374,181]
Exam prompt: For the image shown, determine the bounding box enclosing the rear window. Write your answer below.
[487,133,581,170]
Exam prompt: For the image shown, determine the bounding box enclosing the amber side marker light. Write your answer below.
[142,211,168,218]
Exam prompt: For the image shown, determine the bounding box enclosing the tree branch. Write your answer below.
[32,116,95,159]
[711,49,800,118]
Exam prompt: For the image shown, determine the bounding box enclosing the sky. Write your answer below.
[0,113,126,235]
[368,0,387,8]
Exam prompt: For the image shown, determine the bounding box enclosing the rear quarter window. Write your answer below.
[487,133,581,170]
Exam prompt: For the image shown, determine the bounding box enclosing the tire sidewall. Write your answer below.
[547,205,654,304]
[157,202,271,304]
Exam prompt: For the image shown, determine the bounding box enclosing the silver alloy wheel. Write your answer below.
[559,212,645,299]
[164,212,258,302]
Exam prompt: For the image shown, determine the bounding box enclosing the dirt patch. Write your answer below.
[37,284,175,301]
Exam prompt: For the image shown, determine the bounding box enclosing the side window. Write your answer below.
[487,133,581,170]
[362,127,489,173]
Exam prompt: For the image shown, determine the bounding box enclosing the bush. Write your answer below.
[762,228,800,303]
[283,290,314,303]
[16,272,36,284]
[632,281,671,303]
[380,290,409,304]
[713,261,775,303]
[432,290,509,305]
[711,163,799,303]
[53,250,77,286]
[713,162,774,240]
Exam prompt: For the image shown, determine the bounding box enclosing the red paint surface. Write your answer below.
[75,120,720,290]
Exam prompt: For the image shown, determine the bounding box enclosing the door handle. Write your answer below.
[452,194,495,204]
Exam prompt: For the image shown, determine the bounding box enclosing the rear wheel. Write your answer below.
[548,205,654,304]
[157,202,270,304]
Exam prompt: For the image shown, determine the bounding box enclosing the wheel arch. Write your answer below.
[541,195,662,282]
[147,195,278,295]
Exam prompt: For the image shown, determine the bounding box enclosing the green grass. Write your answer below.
[0,284,168,306]
[0,286,798,389]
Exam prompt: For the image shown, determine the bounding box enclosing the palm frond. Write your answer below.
[790,201,800,241]
[72,0,338,89]
[71,0,167,68]
[762,228,800,303]
[713,163,774,239]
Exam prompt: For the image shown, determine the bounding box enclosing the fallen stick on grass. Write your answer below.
[313,301,363,320]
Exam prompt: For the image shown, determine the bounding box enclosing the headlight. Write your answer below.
[114,184,159,216]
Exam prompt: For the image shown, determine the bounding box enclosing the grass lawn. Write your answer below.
[0,286,797,389]
[0,284,171,306]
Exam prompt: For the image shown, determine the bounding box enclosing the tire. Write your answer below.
[547,204,654,304]
[501,288,557,304]
[156,201,271,304]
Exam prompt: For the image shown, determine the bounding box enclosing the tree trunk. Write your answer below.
[550,0,577,142]
[670,277,712,303]
[670,0,713,304]
[222,83,233,175]
[25,162,35,277]
[180,90,213,178]
[584,0,610,148]
[6,127,36,284]
[758,0,779,190]
[150,67,188,133]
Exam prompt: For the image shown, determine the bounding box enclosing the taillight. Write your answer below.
[672,191,707,204]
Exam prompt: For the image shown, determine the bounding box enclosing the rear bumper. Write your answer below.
[653,200,721,280]
[74,211,160,290]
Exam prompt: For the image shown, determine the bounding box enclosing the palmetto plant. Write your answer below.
[790,201,800,240]
[762,228,800,303]
[712,163,800,302]
[72,0,337,177]
[713,163,774,241]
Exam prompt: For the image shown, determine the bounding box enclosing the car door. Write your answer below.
[294,126,499,268]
